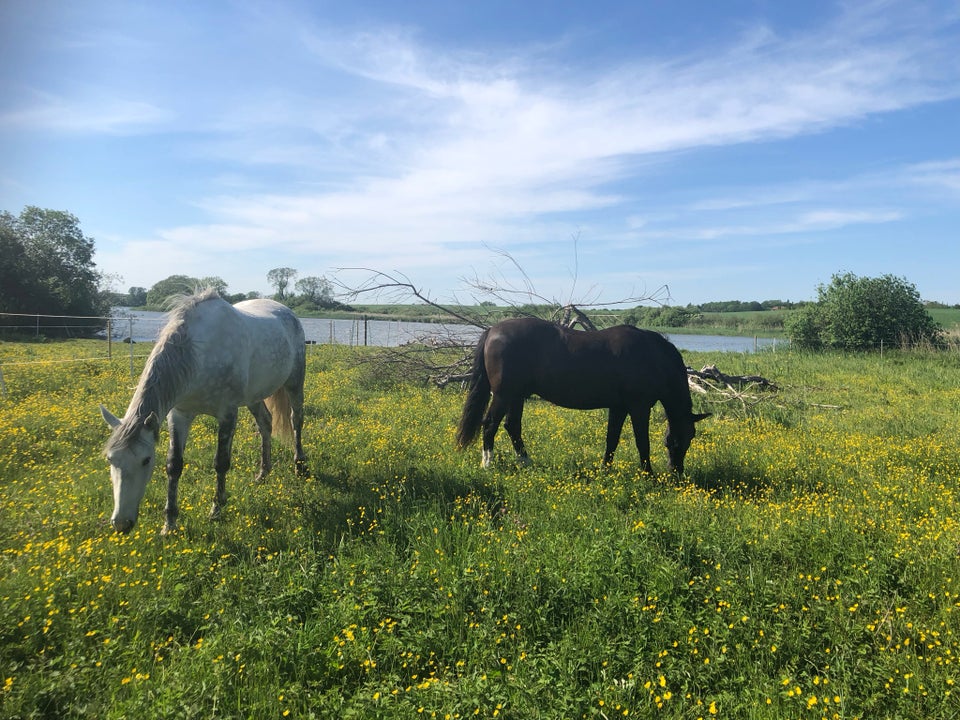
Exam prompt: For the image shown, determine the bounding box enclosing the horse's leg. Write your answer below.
[480,394,509,469]
[163,410,193,535]
[629,406,653,474]
[247,401,273,482]
[604,407,628,464]
[210,408,239,520]
[289,384,309,477]
[503,398,530,466]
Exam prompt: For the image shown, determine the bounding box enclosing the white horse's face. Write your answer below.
[101,406,159,533]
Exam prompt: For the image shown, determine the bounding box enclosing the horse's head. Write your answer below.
[100,406,160,533]
[665,412,711,475]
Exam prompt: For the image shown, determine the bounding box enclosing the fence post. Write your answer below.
[128,318,135,380]
[107,319,113,359]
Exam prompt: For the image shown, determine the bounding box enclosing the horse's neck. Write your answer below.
[126,339,193,422]
[661,387,693,424]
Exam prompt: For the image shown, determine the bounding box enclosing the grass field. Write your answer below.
[2,340,960,718]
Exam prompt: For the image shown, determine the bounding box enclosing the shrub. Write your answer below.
[786,273,942,350]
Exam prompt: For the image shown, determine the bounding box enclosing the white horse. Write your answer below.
[100,290,309,534]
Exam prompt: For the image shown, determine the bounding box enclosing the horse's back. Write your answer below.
[179,296,305,411]
[185,297,290,346]
[483,317,563,388]
[233,298,305,345]
[231,298,306,377]
[483,318,686,409]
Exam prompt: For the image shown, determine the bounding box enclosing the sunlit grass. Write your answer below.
[1,341,959,717]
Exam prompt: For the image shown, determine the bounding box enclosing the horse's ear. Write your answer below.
[693,412,711,423]
[100,405,121,429]
[144,412,160,438]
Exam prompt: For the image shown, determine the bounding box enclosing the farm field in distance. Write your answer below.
[2,340,960,718]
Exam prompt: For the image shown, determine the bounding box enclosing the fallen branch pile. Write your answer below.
[687,364,778,411]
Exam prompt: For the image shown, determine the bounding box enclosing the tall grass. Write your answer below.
[1,342,959,718]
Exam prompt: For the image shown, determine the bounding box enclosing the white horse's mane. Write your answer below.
[104,289,222,453]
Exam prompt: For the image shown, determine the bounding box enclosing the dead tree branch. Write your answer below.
[335,252,673,388]
[686,364,779,412]
[553,304,598,330]
[687,365,778,391]
[334,268,488,328]
[463,244,671,320]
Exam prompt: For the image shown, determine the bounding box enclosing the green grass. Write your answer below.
[928,308,960,333]
[2,342,960,718]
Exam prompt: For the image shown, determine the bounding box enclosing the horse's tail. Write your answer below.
[266,388,294,445]
[456,330,491,449]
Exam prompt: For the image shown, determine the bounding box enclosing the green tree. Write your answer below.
[294,275,333,306]
[199,276,228,296]
[267,267,298,300]
[127,287,148,306]
[145,275,199,308]
[0,220,32,313]
[144,276,230,308]
[0,207,107,318]
[786,273,942,350]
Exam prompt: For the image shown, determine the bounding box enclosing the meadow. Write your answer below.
[2,340,960,719]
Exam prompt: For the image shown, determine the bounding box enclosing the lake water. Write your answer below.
[107,310,783,353]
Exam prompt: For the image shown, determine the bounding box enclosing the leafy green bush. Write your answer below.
[786,273,942,350]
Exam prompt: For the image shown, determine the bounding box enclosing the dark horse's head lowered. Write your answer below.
[456,318,709,473]
[663,410,710,476]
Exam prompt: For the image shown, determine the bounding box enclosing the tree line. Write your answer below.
[122,269,351,314]
[0,206,947,349]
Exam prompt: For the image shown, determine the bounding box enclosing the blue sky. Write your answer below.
[2,0,959,306]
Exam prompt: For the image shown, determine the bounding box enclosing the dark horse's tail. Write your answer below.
[456,329,491,449]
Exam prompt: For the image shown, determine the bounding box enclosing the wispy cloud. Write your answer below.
[0,91,171,134]
[904,158,960,193]
[630,208,904,244]
[176,0,959,261]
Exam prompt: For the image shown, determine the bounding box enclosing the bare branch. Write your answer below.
[333,268,486,328]
[686,364,779,414]
[335,247,678,389]
[463,244,671,316]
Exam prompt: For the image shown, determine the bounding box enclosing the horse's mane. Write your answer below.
[105,289,221,453]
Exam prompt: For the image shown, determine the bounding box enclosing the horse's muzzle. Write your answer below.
[112,517,136,534]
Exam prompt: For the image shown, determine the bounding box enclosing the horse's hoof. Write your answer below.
[481,450,493,469]
[516,455,532,467]
[161,524,177,536]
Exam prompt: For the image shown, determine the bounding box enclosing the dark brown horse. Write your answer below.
[456,317,709,473]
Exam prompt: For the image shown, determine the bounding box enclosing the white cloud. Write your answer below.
[905,158,960,193]
[176,0,959,251]
[0,91,171,134]
[631,208,903,244]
